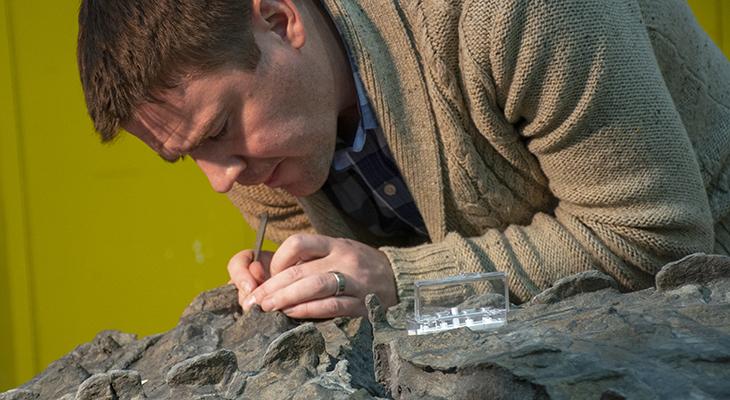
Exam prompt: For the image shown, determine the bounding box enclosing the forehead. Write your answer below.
[123,74,227,159]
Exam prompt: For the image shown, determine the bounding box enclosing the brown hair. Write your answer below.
[77,0,261,142]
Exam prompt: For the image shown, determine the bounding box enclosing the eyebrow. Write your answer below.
[159,111,223,163]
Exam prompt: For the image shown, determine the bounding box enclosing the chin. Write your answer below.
[284,172,329,198]
[283,182,320,198]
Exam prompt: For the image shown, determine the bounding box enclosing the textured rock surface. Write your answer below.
[655,252,730,291]
[2,286,373,400]
[528,270,619,305]
[3,253,730,399]
[372,254,730,399]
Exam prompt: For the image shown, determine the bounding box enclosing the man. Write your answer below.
[77,0,730,319]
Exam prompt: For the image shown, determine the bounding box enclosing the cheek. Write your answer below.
[283,155,330,184]
[249,123,311,156]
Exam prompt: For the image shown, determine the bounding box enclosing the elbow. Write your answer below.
[670,207,715,257]
[599,206,715,291]
[642,207,715,272]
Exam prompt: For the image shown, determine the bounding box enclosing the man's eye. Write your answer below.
[210,122,228,141]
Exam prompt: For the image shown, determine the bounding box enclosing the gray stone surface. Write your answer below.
[528,270,618,305]
[655,252,730,291]
[75,370,145,400]
[5,285,377,399]
[4,255,730,399]
[0,389,39,400]
[371,256,730,399]
[166,349,238,387]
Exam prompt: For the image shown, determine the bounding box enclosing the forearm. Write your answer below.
[382,202,713,303]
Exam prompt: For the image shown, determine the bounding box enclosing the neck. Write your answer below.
[308,1,357,116]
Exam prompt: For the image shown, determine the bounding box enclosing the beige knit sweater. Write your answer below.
[228,0,730,302]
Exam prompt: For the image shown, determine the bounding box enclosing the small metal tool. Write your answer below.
[253,213,269,263]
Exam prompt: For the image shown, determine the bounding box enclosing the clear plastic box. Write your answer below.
[407,272,509,335]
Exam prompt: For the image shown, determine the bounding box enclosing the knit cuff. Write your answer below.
[380,235,490,302]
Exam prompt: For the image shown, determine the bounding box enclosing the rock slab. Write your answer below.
[3,254,730,399]
[371,255,730,399]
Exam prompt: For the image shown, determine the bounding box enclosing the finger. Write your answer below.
[269,234,333,276]
[246,257,337,311]
[238,289,248,311]
[250,251,274,282]
[282,296,365,319]
[227,250,257,294]
[259,271,344,312]
[248,261,266,283]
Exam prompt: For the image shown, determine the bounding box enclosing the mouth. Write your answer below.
[263,161,283,187]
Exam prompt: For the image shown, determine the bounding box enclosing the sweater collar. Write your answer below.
[302,0,446,242]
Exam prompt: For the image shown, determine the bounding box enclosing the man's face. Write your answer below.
[124,65,339,197]
[124,26,341,197]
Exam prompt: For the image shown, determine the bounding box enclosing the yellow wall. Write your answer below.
[688,0,728,51]
[0,0,273,390]
[0,0,728,392]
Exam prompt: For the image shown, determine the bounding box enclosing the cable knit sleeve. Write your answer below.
[381,0,715,302]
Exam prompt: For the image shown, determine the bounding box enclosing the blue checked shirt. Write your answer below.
[321,71,429,239]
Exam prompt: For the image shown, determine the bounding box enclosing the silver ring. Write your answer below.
[330,271,346,297]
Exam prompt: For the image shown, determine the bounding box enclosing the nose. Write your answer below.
[194,157,247,193]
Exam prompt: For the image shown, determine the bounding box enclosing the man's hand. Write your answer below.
[226,233,398,318]
[227,249,275,311]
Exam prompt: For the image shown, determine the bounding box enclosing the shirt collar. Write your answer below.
[328,12,379,170]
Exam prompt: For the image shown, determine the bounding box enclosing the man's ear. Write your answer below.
[250,0,306,49]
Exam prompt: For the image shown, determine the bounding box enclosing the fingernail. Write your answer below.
[241,282,253,294]
[282,306,296,315]
[243,295,257,311]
